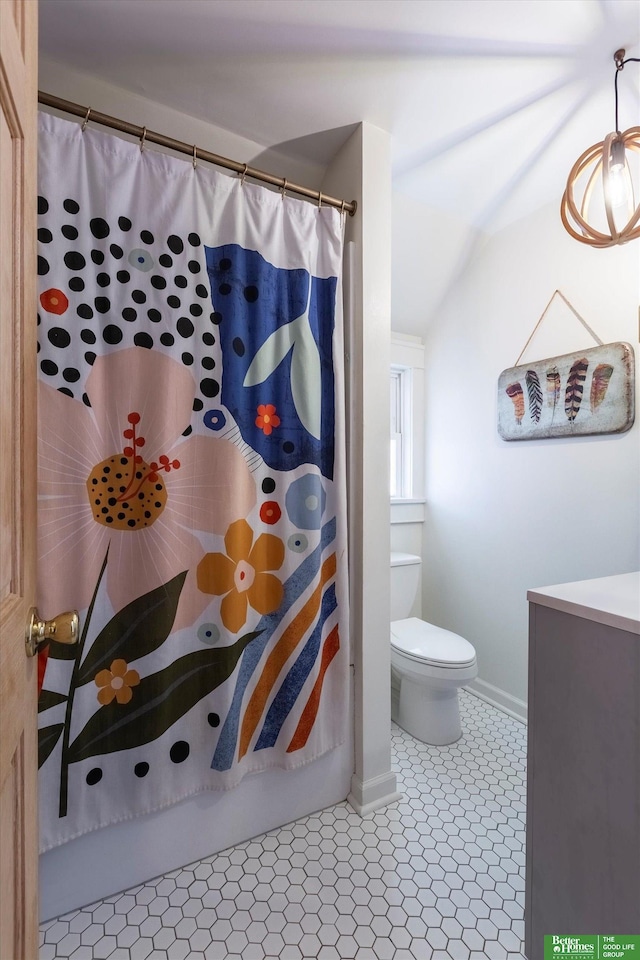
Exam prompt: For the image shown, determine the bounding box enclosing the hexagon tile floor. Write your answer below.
[40,689,527,960]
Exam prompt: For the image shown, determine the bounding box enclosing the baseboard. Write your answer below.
[465,677,527,724]
[347,771,402,817]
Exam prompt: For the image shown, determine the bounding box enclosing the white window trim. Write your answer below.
[390,333,425,519]
[390,364,413,500]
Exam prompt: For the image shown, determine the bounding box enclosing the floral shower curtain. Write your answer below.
[36,113,348,851]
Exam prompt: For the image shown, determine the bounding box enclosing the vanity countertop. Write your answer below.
[528,571,640,635]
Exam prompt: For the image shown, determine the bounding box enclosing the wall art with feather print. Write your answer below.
[497,342,635,440]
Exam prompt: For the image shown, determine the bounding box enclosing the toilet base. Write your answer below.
[396,676,462,746]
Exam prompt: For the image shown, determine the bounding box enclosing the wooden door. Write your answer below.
[0,1,39,958]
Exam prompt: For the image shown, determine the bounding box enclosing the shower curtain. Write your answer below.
[36,113,348,851]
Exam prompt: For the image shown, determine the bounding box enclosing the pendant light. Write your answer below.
[561,50,640,248]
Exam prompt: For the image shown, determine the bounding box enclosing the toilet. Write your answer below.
[390,552,477,745]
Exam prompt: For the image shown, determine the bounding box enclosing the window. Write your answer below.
[390,364,412,499]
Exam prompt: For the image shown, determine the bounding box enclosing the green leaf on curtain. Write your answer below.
[38,689,67,713]
[39,723,64,768]
[47,641,78,661]
[67,631,262,763]
[75,571,188,687]
[243,312,322,440]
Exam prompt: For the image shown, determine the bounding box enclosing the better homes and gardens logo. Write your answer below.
[544,937,640,959]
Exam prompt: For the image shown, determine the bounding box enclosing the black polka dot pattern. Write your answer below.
[36,209,217,398]
[103,325,123,344]
[90,217,110,239]
[94,297,110,314]
[200,378,220,398]
[170,741,190,763]
[177,317,194,338]
[48,327,70,348]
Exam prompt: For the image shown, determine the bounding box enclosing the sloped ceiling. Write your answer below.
[39,0,639,236]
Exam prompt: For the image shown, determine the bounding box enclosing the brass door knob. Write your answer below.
[25,607,79,658]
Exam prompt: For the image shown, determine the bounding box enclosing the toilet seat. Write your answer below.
[391,617,476,669]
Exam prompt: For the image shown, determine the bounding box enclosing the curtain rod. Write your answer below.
[38,91,357,217]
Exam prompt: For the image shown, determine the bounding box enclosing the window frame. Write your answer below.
[390,363,413,500]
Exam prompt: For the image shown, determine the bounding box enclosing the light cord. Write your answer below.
[614,56,640,134]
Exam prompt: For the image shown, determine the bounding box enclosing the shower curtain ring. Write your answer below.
[318,191,323,209]
[192,145,198,169]
[281,178,288,200]
[239,163,248,185]
[139,126,147,152]
[81,107,91,132]
[340,199,346,216]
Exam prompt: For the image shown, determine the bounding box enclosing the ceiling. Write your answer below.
[39,0,640,237]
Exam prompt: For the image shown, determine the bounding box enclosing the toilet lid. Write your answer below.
[391,617,476,667]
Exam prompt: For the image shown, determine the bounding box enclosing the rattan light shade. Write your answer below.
[561,126,640,248]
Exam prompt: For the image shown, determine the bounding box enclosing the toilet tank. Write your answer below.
[390,552,422,620]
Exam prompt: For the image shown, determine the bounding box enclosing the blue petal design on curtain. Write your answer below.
[254,584,337,751]
[211,517,337,771]
[204,244,337,480]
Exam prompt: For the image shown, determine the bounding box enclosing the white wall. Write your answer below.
[419,199,640,712]
[39,58,327,189]
[391,189,477,338]
[38,61,362,921]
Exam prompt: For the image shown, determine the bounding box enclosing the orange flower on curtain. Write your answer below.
[94,659,140,705]
[255,403,280,435]
[197,519,284,633]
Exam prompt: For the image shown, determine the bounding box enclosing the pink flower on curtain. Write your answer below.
[37,347,256,630]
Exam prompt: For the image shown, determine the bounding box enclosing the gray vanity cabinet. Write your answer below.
[525,578,640,960]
